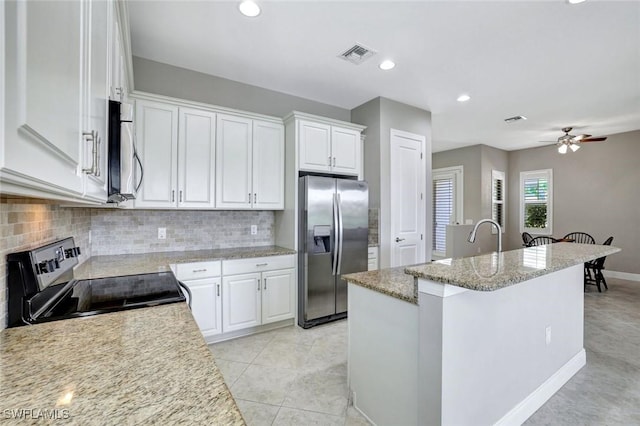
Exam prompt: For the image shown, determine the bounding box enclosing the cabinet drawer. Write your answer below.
[223,255,295,276]
[173,261,221,280]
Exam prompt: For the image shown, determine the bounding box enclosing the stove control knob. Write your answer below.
[65,249,75,258]
[37,261,48,274]
[75,247,82,256]
[48,259,57,271]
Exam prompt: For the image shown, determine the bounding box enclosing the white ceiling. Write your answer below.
[128,0,640,153]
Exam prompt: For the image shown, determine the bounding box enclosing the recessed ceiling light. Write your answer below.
[457,94,471,102]
[379,60,396,71]
[239,1,260,17]
[567,0,586,4]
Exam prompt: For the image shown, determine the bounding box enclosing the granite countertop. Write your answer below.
[75,245,296,279]
[0,303,244,425]
[343,266,417,304]
[405,243,621,292]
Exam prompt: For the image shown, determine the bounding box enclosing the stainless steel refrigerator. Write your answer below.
[298,175,368,328]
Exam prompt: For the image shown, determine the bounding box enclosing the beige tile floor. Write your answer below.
[211,278,640,425]
[209,320,369,426]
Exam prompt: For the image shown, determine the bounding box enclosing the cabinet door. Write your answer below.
[184,277,222,338]
[2,0,84,197]
[82,0,110,201]
[109,7,123,101]
[222,273,262,332]
[261,268,295,324]
[331,126,361,176]
[178,108,216,209]
[252,120,284,210]
[216,114,252,209]
[134,100,179,208]
[298,120,331,173]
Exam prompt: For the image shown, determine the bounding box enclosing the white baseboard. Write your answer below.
[351,392,378,426]
[495,349,586,426]
[602,270,640,282]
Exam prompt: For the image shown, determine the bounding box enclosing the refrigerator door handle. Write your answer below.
[337,193,344,275]
[332,193,339,276]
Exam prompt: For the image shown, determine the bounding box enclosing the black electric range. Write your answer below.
[7,238,186,328]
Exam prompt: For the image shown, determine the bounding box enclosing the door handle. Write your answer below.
[395,237,405,242]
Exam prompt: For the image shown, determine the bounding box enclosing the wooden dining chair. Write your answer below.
[584,236,614,292]
[563,232,596,244]
[528,236,558,246]
[522,232,534,247]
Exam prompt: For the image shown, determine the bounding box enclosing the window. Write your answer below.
[491,170,505,233]
[432,166,463,257]
[520,169,553,235]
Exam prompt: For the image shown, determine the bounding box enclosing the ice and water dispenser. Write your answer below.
[313,225,331,253]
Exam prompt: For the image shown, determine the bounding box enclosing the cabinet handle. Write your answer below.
[171,190,175,202]
[217,284,220,297]
[179,190,183,203]
[257,279,261,291]
[192,268,207,273]
[248,193,251,204]
[256,263,268,267]
[328,155,331,166]
[254,193,257,203]
[82,131,99,176]
[95,134,101,177]
[333,157,336,167]
[264,278,267,290]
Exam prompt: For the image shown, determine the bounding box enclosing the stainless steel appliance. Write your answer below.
[107,100,142,203]
[7,238,185,328]
[298,175,368,328]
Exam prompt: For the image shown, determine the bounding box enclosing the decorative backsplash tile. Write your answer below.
[90,209,274,256]
[0,199,92,329]
[369,208,379,246]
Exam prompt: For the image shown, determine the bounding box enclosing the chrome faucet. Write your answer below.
[468,219,503,253]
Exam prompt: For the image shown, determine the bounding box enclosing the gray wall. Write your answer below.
[433,144,508,256]
[507,129,640,274]
[133,57,351,121]
[352,97,432,267]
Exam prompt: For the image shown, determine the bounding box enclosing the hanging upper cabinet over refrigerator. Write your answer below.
[216,114,284,210]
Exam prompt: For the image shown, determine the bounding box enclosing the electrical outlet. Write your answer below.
[251,225,258,235]
[545,326,552,346]
[158,227,167,240]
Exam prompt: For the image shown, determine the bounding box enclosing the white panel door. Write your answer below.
[222,273,262,332]
[331,126,361,176]
[216,114,252,209]
[261,269,295,324]
[134,100,179,208]
[184,277,222,338]
[390,129,426,267]
[178,108,216,209]
[83,0,110,201]
[252,120,284,210]
[298,120,331,172]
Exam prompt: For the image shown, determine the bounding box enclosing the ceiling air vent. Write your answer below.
[504,115,527,123]
[339,43,377,65]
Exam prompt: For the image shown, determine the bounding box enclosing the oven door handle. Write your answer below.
[177,281,192,310]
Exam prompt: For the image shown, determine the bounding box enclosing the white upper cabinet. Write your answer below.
[217,114,285,210]
[330,126,361,175]
[253,120,285,210]
[178,108,216,209]
[216,114,253,209]
[292,114,365,177]
[135,101,217,209]
[1,0,84,198]
[299,121,332,172]
[1,0,130,203]
[134,100,179,208]
[82,0,111,202]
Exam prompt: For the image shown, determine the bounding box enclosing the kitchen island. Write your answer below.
[344,243,620,426]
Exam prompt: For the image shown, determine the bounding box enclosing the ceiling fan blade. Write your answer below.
[572,134,592,141]
[580,137,607,142]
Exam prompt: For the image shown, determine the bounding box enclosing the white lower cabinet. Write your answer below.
[175,255,295,340]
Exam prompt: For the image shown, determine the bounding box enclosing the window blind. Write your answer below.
[432,177,454,253]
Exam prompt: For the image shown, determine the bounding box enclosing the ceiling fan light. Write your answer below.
[570,143,580,152]
[558,144,568,154]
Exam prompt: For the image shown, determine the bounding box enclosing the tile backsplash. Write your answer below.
[90,209,274,255]
[368,208,379,246]
[0,199,92,329]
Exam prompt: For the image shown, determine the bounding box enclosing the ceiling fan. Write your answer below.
[541,127,608,154]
